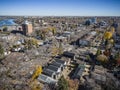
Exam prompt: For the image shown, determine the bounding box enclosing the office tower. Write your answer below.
[22,20,33,36]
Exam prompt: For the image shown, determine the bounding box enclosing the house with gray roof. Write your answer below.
[63,51,75,60]
[42,69,57,79]
[51,61,64,71]
[41,59,68,81]
[55,59,67,66]
[72,64,85,79]
[46,65,61,73]
[38,74,57,84]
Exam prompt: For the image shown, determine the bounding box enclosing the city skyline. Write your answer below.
[0,0,120,16]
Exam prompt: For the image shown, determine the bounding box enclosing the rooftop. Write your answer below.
[46,65,60,72]
[43,69,56,77]
[0,19,17,27]
[38,74,57,84]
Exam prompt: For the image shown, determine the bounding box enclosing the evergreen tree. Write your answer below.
[96,48,102,56]
[57,76,68,90]
[0,44,4,56]
[3,26,8,32]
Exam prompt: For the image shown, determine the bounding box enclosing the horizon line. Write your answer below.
[0,15,120,17]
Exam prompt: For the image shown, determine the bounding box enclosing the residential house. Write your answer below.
[72,64,85,79]
[46,65,61,74]
[55,59,67,66]
[38,74,57,84]
[51,61,64,71]
[42,69,57,79]
[79,40,90,46]
[63,51,75,60]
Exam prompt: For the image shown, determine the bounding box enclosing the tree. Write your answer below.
[109,39,114,44]
[41,30,47,40]
[58,41,63,55]
[0,44,4,55]
[103,49,111,57]
[28,66,42,90]
[110,26,115,34]
[29,80,42,90]
[51,41,63,57]
[47,27,57,35]
[43,84,55,90]
[57,76,69,90]
[36,30,42,37]
[3,26,8,32]
[36,30,47,40]
[32,66,42,81]
[104,31,113,50]
[96,48,102,56]
[102,77,120,90]
[25,38,38,49]
[104,31,112,40]
[96,54,108,63]
[52,27,56,35]
[114,52,120,66]
[68,79,79,90]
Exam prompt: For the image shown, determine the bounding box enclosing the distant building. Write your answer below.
[116,23,120,35]
[99,21,107,26]
[91,17,97,24]
[85,17,97,26]
[0,19,18,31]
[22,20,33,36]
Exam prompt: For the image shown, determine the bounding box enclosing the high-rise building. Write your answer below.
[117,23,120,35]
[22,20,33,36]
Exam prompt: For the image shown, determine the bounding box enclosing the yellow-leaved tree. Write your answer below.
[109,39,114,44]
[96,54,108,63]
[104,31,112,40]
[47,27,56,35]
[32,66,42,81]
[52,27,56,35]
[29,66,42,90]
[110,26,115,34]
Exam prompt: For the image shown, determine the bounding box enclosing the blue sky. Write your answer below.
[0,0,120,16]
